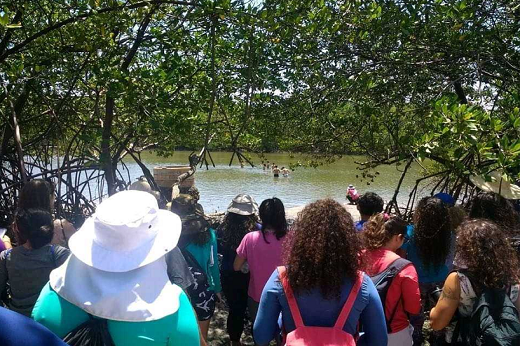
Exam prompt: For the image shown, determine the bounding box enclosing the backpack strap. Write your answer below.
[334,271,363,329]
[278,266,305,328]
[384,258,412,328]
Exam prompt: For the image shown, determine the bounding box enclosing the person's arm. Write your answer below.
[430,272,460,330]
[253,269,282,346]
[233,255,247,272]
[359,276,388,345]
[166,248,196,290]
[2,235,11,250]
[209,230,222,293]
[400,265,421,315]
[61,219,76,241]
[234,234,248,272]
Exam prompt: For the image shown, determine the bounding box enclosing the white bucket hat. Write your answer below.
[470,170,520,200]
[68,190,181,272]
[50,190,183,321]
[227,194,259,215]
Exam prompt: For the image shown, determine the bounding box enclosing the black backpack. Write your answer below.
[452,272,520,346]
[180,248,210,300]
[369,257,411,333]
[63,315,115,346]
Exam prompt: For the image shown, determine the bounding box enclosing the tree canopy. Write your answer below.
[1,0,520,221]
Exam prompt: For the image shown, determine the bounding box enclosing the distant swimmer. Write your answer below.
[346,184,360,204]
[263,163,267,171]
[273,165,280,178]
[266,161,271,169]
[282,167,290,177]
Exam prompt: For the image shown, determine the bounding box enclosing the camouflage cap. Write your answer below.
[170,194,209,234]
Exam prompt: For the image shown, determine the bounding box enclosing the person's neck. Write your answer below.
[361,215,370,221]
[22,242,32,250]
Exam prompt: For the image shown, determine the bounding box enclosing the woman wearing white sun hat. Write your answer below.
[32,190,200,345]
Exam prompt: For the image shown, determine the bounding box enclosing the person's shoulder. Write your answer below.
[52,244,71,257]
[0,306,67,346]
[244,230,261,240]
[398,261,419,281]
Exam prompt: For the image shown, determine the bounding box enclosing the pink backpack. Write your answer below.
[278,266,362,346]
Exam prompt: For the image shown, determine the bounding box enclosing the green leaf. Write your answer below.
[0,13,8,26]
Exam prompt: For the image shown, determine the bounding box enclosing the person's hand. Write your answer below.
[216,292,223,303]
[2,235,12,249]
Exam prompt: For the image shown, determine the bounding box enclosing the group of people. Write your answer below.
[262,162,290,178]
[2,177,520,346]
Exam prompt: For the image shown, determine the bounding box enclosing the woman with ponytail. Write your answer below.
[234,197,288,325]
[0,209,69,316]
[363,214,421,346]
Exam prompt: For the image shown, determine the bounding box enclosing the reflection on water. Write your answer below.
[130,151,425,213]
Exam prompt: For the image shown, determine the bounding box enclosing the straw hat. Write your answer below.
[227,194,258,215]
[470,171,520,200]
[50,190,183,321]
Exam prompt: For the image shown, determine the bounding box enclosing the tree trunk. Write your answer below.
[101,95,116,196]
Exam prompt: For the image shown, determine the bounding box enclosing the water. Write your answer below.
[128,151,425,213]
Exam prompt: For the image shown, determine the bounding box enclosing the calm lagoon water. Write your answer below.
[129,151,425,213]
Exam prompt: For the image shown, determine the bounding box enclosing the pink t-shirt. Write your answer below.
[236,230,285,302]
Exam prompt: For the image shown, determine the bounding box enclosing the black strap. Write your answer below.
[381,258,412,333]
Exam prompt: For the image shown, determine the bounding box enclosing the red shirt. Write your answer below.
[365,248,421,333]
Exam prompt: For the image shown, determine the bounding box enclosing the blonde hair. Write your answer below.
[363,213,407,250]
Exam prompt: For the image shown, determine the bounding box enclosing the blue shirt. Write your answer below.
[401,225,454,284]
[355,220,366,232]
[253,269,388,345]
[0,306,67,346]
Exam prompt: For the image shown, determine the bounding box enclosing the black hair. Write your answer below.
[218,213,259,251]
[413,197,453,271]
[180,229,211,247]
[469,192,520,236]
[18,179,55,212]
[15,208,54,249]
[357,192,384,216]
[259,197,288,243]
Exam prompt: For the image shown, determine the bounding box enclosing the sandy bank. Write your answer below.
[284,203,360,221]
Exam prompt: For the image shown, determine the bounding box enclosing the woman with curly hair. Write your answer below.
[468,191,520,236]
[401,196,454,344]
[430,219,520,343]
[217,194,259,346]
[253,199,387,345]
[363,214,421,345]
[234,197,288,324]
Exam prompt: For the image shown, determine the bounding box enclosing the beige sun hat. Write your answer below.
[50,190,183,321]
[470,170,520,200]
[227,194,259,215]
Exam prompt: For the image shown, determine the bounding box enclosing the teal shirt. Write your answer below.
[185,228,222,293]
[32,283,200,346]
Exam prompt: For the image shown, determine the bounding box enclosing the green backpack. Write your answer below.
[452,272,520,346]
